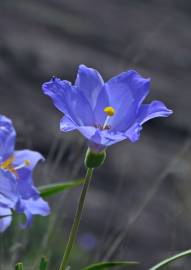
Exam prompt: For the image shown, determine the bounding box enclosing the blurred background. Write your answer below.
[0,0,191,269]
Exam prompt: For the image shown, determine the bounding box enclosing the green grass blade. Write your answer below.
[83,261,139,270]
[38,179,85,198]
[15,262,24,270]
[149,249,191,270]
[39,256,48,270]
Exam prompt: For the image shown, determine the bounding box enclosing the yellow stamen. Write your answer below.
[104,106,115,116]
[24,160,31,166]
[0,156,15,169]
[0,156,18,177]
[0,157,31,178]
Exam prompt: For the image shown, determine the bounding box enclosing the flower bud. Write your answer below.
[85,148,106,168]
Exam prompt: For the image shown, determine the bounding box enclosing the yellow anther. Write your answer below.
[104,106,115,117]
[0,156,15,169]
[0,156,31,178]
[0,156,18,177]
[24,160,31,166]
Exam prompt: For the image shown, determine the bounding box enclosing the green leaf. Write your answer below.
[39,256,48,270]
[15,262,24,270]
[38,179,85,198]
[149,249,191,270]
[82,261,139,270]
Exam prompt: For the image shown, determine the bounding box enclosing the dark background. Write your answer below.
[0,0,191,269]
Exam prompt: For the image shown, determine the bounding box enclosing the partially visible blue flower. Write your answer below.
[0,207,12,232]
[42,65,173,152]
[0,115,50,232]
[78,232,97,251]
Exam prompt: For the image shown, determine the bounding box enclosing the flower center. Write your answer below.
[0,156,31,177]
[94,106,116,131]
[103,106,115,130]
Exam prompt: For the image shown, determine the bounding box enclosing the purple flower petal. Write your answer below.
[17,197,50,228]
[20,210,33,229]
[16,169,39,199]
[12,150,44,199]
[105,70,150,131]
[60,116,77,132]
[75,65,104,109]
[14,150,44,170]
[125,123,142,143]
[77,126,98,141]
[94,88,109,127]
[0,207,12,232]
[137,100,173,125]
[88,123,142,151]
[42,77,94,126]
[95,128,140,148]
[75,65,110,127]
[21,197,50,216]
[0,169,18,208]
[88,130,127,149]
[42,78,74,116]
[0,115,16,162]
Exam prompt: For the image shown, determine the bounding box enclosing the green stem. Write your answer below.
[59,168,94,270]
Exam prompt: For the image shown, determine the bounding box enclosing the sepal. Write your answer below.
[85,148,106,168]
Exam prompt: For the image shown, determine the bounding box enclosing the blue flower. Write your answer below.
[0,115,50,232]
[42,65,172,152]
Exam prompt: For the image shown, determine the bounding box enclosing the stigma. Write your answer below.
[103,106,115,130]
[24,160,31,166]
[104,106,115,116]
[94,106,115,131]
